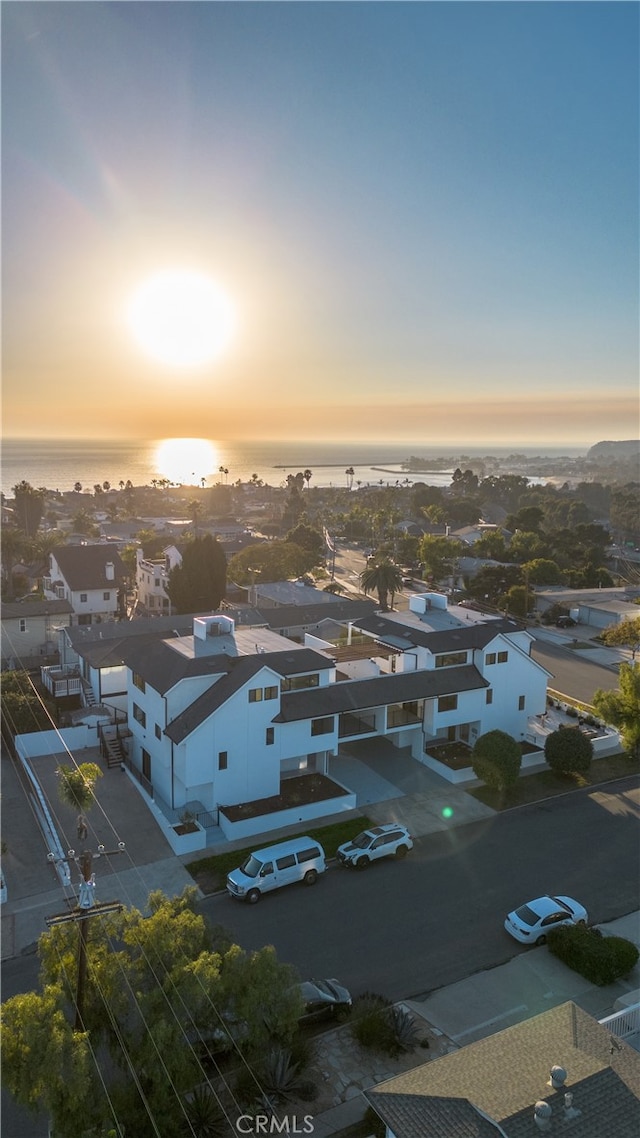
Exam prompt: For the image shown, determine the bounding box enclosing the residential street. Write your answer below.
[200,775,640,1000]
[530,636,620,703]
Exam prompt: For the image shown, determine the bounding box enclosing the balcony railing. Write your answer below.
[387,707,422,729]
[338,712,377,738]
[40,665,81,698]
[599,1002,640,1040]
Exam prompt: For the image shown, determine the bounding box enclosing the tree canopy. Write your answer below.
[471,730,522,792]
[1,889,302,1138]
[544,726,593,776]
[599,617,640,661]
[593,663,640,757]
[226,540,314,585]
[12,480,45,537]
[166,535,227,614]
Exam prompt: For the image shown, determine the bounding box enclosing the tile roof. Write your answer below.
[275,665,487,722]
[366,1002,640,1138]
[50,546,127,590]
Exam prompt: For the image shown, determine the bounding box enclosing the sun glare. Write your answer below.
[127,270,236,367]
[154,438,217,485]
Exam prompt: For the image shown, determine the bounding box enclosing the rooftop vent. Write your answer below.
[533,1101,552,1131]
[548,1065,567,1089]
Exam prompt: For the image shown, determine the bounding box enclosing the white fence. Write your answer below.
[599,1002,640,1040]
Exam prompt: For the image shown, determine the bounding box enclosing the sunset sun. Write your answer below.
[127,270,236,367]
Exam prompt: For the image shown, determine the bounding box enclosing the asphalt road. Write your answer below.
[530,638,620,703]
[200,775,640,1002]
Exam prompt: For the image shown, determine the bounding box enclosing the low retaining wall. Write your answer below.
[218,787,357,841]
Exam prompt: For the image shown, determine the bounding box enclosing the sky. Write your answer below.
[2,1,638,447]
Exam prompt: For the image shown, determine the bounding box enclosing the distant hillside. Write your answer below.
[587,440,640,462]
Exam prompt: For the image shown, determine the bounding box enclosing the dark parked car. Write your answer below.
[297,979,352,1022]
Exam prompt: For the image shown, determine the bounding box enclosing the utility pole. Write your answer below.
[46,842,125,1032]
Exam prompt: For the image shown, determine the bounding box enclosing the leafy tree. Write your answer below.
[0,526,26,599]
[505,505,544,533]
[472,531,508,560]
[1,889,301,1137]
[227,540,313,585]
[167,535,227,613]
[71,509,100,537]
[599,617,640,661]
[508,531,547,562]
[503,584,534,618]
[450,468,478,496]
[1,671,55,740]
[521,558,564,585]
[56,762,103,814]
[360,559,403,611]
[12,480,45,537]
[544,726,593,776]
[284,522,324,560]
[466,564,523,605]
[610,484,640,544]
[417,535,464,582]
[593,663,640,757]
[472,730,521,792]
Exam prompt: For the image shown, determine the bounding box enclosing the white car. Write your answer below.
[504,895,587,945]
[336,823,413,869]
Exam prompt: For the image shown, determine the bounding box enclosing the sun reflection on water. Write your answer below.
[153,438,218,485]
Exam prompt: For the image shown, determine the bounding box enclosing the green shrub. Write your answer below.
[547,924,639,986]
[472,729,522,791]
[350,993,395,1054]
[544,726,593,776]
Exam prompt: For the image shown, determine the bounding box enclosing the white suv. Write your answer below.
[336,823,413,869]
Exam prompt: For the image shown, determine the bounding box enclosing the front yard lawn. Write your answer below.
[186,815,372,894]
[469,750,639,810]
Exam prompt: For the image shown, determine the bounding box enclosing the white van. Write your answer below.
[226,836,326,903]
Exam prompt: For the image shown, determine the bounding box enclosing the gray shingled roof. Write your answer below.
[352,613,525,653]
[275,665,487,722]
[366,1002,640,1138]
[254,599,377,629]
[50,546,127,590]
[165,648,335,743]
[1,599,72,619]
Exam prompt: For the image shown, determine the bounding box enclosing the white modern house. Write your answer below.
[97,595,551,838]
[43,546,127,625]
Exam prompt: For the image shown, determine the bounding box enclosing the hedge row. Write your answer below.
[547,924,639,986]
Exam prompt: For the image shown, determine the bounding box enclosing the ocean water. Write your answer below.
[1,437,585,496]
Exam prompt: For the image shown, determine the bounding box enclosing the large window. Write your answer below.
[133,672,146,693]
[133,703,146,728]
[264,686,279,700]
[248,688,263,703]
[485,652,497,665]
[281,674,320,692]
[311,716,334,736]
[498,651,509,663]
[434,651,467,668]
[437,694,458,713]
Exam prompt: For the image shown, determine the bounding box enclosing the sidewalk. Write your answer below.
[308,910,640,1135]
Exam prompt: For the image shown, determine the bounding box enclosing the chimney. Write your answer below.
[105,561,115,581]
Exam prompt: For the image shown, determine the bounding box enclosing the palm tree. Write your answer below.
[304,468,313,490]
[345,466,355,490]
[102,481,111,493]
[73,482,82,494]
[56,762,103,816]
[119,480,125,492]
[361,559,403,612]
